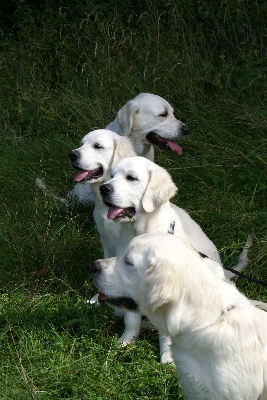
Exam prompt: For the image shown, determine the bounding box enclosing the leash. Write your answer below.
[198,251,267,287]
[222,265,267,287]
[168,222,267,287]
[198,252,267,287]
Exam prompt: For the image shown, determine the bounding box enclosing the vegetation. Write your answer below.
[0,0,266,398]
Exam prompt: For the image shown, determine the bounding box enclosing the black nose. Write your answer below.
[69,149,80,162]
[100,183,113,196]
[91,260,101,274]
[181,124,188,135]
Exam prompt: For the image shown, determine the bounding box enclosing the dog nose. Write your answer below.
[100,183,113,196]
[91,260,101,274]
[181,124,188,135]
[69,150,80,162]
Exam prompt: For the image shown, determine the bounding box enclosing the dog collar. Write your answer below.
[168,221,175,234]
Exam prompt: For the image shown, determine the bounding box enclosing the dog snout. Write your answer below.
[91,260,102,274]
[100,183,113,196]
[181,123,188,135]
[69,149,80,163]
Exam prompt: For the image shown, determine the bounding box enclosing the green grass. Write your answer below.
[0,292,182,399]
[0,1,266,398]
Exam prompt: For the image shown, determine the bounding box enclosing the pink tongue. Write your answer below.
[167,140,182,155]
[74,170,89,182]
[107,206,124,220]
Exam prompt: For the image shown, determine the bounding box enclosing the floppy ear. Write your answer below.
[111,137,136,169]
[117,100,139,135]
[142,167,177,212]
[142,256,182,313]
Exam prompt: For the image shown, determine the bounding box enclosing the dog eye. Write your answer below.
[93,143,103,149]
[125,256,133,266]
[126,174,137,181]
[159,110,168,117]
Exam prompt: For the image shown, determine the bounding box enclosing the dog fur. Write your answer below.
[92,234,267,400]
[98,156,253,362]
[68,93,187,205]
[69,129,137,257]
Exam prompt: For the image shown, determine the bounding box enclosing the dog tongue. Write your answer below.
[107,206,124,220]
[98,292,108,302]
[167,140,182,155]
[74,170,89,182]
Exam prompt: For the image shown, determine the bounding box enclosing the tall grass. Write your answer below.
[0,1,266,398]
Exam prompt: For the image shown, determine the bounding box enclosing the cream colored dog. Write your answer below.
[98,156,253,362]
[92,234,267,400]
[100,156,234,277]
[106,92,187,160]
[67,129,137,257]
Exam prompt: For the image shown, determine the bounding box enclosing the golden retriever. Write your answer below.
[92,233,267,400]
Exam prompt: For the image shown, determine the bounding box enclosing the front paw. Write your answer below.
[160,351,174,364]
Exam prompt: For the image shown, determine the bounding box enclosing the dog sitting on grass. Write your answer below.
[92,233,267,400]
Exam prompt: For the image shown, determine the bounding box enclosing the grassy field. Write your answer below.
[0,1,266,398]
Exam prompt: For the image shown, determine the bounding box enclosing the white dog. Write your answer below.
[67,129,137,257]
[68,93,187,205]
[92,234,267,400]
[99,156,238,278]
[98,156,253,362]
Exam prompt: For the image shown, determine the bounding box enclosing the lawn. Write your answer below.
[0,1,266,398]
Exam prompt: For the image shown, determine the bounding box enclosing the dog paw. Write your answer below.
[160,352,174,364]
[117,332,138,346]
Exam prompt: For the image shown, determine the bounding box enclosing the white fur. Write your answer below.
[71,93,186,204]
[99,156,224,361]
[68,129,136,257]
[99,156,253,361]
[101,156,225,273]
[92,234,267,400]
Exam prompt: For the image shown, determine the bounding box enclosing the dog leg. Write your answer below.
[159,335,174,364]
[117,312,142,345]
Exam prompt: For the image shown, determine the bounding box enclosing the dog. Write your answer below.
[106,92,187,160]
[98,156,253,362]
[65,93,187,205]
[92,233,267,400]
[100,157,255,363]
[100,156,233,276]
[67,129,137,258]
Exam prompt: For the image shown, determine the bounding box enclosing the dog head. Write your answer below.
[115,93,188,155]
[99,156,177,221]
[91,234,192,322]
[69,129,136,184]
[92,233,228,337]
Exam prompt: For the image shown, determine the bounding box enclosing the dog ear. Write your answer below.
[111,137,136,170]
[142,256,181,313]
[142,167,177,212]
[117,100,139,135]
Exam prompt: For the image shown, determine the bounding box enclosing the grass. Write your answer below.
[0,1,266,398]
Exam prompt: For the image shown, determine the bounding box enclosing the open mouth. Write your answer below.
[146,132,182,155]
[73,167,103,182]
[104,202,136,220]
[98,292,137,310]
